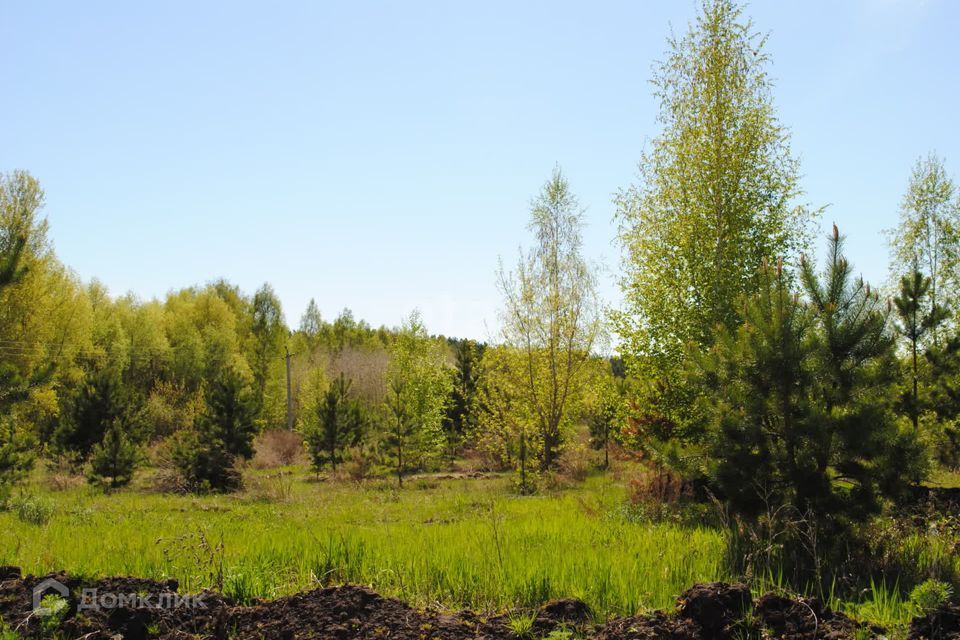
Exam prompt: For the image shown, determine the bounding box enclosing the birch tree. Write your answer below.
[498,168,600,470]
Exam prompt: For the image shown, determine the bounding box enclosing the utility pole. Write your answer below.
[285,346,294,431]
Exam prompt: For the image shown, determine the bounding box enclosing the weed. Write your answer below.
[909,579,953,615]
[506,611,536,638]
[543,627,572,640]
[36,594,68,638]
[9,495,55,526]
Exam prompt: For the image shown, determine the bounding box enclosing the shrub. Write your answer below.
[555,442,593,484]
[910,579,953,615]
[627,462,690,506]
[340,445,374,483]
[171,429,242,493]
[9,494,55,525]
[253,429,303,469]
[143,380,203,440]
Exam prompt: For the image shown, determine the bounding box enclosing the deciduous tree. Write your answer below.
[383,312,451,486]
[498,168,600,470]
[887,154,960,341]
[615,0,814,378]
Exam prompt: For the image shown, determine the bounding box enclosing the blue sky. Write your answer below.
[3,1,958,341]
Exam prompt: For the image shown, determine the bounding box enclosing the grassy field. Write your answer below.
[0,469,729,619]
[3,463,951,630]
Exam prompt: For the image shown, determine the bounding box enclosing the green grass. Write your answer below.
[0,471,727,618]
[1,467,947,628]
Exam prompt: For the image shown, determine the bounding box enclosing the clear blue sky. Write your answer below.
[3,1,958,342]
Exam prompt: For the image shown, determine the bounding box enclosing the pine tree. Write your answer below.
[202,366,258,460]
[173,364,257,492]
[893,268,948,430]
[88,419,139,489]
[693,228,926,546]
[442,338,484,453]
[303,373,363,471]
[55,368,140,461]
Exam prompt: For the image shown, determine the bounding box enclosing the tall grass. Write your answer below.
[0,474,726,618]
[2,471,947,625]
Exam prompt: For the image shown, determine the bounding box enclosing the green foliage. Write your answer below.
[442,338,484,452]
[8,493,55,525]
[54,368,141,460]
[474,346,536,491]
[497,168,600,470]
[691,229,926,553]
[893,268,948,430]
[37,593,68,637]
[615,0,814,379]
[248,283,287,428]
[301,372,363,471]
[585,363,626,470]
[909,579,953,615]
[172,363,257,492]
[887,154,960,338]
[0,171,61,496]
[0,421,35,501]
[88,419,140,489]
[383,312,452,485]
[925,336,960,466]
[0,620,23,640]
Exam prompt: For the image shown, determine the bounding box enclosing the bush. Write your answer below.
[8,494,55,525]
[555,442,593,484]
[253,429,303,469]
[627,462,690,506]
[910,579,954,615]
[340,445,374,483]
[143,380,203,440]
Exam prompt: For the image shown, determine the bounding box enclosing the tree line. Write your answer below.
[0,166,614,493]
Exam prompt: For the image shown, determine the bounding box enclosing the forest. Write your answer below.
[3,1,960,639]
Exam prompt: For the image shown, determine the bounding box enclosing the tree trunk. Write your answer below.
[519,430,527,494]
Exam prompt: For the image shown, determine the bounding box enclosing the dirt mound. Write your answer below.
[594,610,703,640]
[677,582,752,635]
[0,569,898,640]
[909,603,960,640]
[754,593,877,640]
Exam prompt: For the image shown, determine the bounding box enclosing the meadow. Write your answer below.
[0,469,730,619]
[4,463,949,630]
